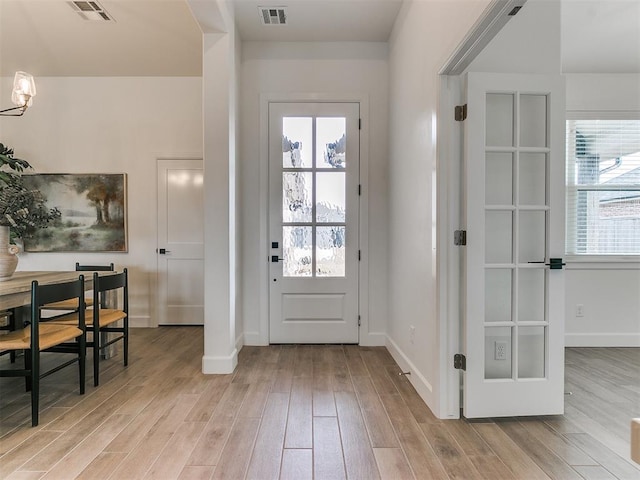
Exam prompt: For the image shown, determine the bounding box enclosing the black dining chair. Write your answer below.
[0,309,17,363]
[43,263,114,311]
[0,276,87,426]
[51,269,128,386]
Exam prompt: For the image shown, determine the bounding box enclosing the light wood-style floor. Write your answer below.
[0,327,639,479]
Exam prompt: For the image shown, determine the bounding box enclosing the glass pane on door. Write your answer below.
[519,153,546,205]
[283,172,312,222]
[316,172,346,222]
[485,211,513,264]
[317,117,346,168]
[486,94,514,147]
[518,269,545,322]
[316,226,345,277]
[520,95,547,148]
[485,326,512,380]
[283,117,312,167]
[519,211,546,263]
[485,269,512,323]
[283,226,312,277]
[518,326,546,378]
[485,153,513,205]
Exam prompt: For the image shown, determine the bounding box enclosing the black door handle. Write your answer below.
[545,258,565,269]
[271,255,284,263]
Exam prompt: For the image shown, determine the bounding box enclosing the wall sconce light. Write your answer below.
[0,71,37,117]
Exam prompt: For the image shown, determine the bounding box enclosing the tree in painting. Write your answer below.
[73,175,125,226]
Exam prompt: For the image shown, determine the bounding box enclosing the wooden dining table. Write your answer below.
[0,271,106,311]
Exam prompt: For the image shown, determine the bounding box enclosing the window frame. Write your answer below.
[565,110,640,262]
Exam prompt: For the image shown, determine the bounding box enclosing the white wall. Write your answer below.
[0,76,203,327]
[564,73,640,347]
[387,0,491,418]
[239,41,390,345]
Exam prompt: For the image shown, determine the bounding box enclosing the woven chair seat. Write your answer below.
[0,323,83,352]
[49,309,126,328]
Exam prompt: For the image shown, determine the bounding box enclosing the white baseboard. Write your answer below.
[241,331,388,347]
[565,333,640,347]
[202,349,238,374]
[385,336,436,413]
[129,316,152,328]
[243,331,267,346]
[359,332,387,347]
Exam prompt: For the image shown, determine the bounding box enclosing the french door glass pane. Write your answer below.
[519,211,546,263]
[486,152,513,205]
[485,211,513,263]
[316,226,345,277]
[485,269,512,323]
[283,117,312,167]
[283,172,312,222]
[283,226,312,277]
[519,153,546,205]
[518,269,545,322]
[316,172,346,222]
[317,117,346,168]
[520,95,547,148]
[518,326,546,378]
[486,94,514,147]
[485,326,512,380]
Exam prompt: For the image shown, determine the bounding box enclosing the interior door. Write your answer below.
[462,73,565,417]
[156,159,204,325]
[269,102,360,343]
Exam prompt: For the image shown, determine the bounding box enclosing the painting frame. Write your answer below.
[22,173,128,252]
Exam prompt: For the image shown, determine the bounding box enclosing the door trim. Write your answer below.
[256,93,373,346]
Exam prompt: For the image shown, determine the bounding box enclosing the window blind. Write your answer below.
[566,119,640,255]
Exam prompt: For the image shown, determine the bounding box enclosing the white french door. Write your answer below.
[269,102,360,343]
[156,159,204,325]
[462,73,566,417]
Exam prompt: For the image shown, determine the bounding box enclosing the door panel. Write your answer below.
[463,73,565,417]
[157,159,204,325]
[269,102,359,343]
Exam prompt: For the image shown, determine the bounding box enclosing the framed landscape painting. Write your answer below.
[22,173,128,252]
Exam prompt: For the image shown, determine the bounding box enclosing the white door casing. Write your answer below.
[157,159,204,325]
[269,102,360,343]
[462,73,566,418]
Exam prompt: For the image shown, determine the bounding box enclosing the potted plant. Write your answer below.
[0,143,60,279]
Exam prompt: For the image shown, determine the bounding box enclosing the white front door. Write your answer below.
[462,73,566,417]
[269,102,360,343]
[156,159,204,325]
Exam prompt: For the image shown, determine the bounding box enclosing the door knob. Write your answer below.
[157,248,171,255]
[271,255,284,263]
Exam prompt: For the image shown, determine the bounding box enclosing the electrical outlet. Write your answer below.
[495,341,508,360]
[575,304,584,317]
[409,325,416,344]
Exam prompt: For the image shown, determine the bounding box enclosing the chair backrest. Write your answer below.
[93,269,128,311]
[76,263,114,272]
[31,277,86,338]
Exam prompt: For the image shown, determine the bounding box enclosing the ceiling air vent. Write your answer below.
[258,6,287,25]
[68,1,114,21]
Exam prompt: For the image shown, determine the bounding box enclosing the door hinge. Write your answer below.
[358,250,361,261]
[358,315,361,327]
[454,230,467,246]
[455,104,467,122]
[454,353,466,371]
[359,118,362,130]
[358,184,361,196]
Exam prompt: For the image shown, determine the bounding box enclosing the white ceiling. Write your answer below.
[0,0,638,77]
